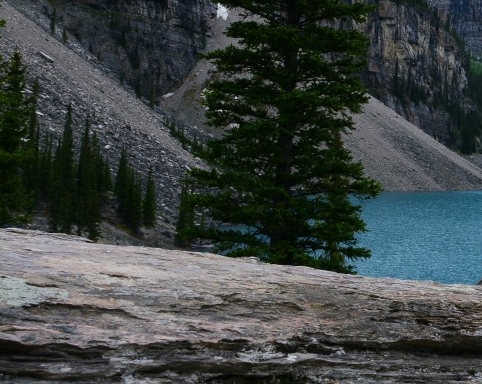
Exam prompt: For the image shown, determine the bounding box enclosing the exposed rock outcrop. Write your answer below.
[9,0,215,99]
[1,228,482,383]
[363,0,469,143]
[10,0,476,146]
[428,0,482,58]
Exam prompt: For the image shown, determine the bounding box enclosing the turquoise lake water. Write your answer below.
[351,191,482,285]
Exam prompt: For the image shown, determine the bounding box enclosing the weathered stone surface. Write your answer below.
[1,228,482,383]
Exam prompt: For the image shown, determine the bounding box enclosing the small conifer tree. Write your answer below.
[50,7,57,36]
[50,104,75,233]
[174,182,195,247]
[142,166,157,227]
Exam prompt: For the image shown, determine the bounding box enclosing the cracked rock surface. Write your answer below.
[1,229,482,383]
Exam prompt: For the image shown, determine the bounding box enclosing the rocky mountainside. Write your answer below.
[428,0,482,58]
[0,1,205,247]
[13,0,482,150]
[1,228,482,383]
[362,0,473,147]
[2,1,482,246]
[159,5,482,191]
[11,0,215,100]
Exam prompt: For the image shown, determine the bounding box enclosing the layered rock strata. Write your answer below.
[1,228,482,383]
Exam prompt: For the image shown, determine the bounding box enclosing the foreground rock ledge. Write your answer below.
[1,229,482,383]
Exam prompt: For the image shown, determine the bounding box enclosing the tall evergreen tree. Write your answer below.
[121,168,143,232]
[0,50,35,224]
[50,104,75,233]
[178,0,382,273]
[174,181,195,247]
[114,147,144,232]
[39,133,54,202]
[23,79,41,200]
[92,132,113,195]
[76,121,101,239]
[114,146,129,218]
[142,166,157,227]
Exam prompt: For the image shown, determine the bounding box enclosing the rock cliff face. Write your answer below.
[363,0,469,143]
[1,228,482,383]
[19,0,215,99]
[428,0,482,58]
[9,0,480,148]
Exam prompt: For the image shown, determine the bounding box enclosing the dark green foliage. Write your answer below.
[62,27,68,43]
[178,0,382,273]
[114,147,129,213]
[463,59,482,152]
[38,133,54,201]
[23,79,41,201]
[129,171,144,231]
[114,147,148,232]
[46,108,113,239]
[129,47,141,71]
[0,20,156,238]
[166,118,205,154]
[50,104,75,233]
[143,167,157,227]
[0,50,36,225]
[50,7,57,36]
[174,182,195,247]
[76,122,101,239]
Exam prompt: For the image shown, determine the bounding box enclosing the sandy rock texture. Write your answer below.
[1,228,482,383]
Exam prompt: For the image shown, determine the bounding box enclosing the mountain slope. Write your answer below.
[160,12,482,192]
[348,96,482,191]
[1,2,482,247]
[0,2,204,245]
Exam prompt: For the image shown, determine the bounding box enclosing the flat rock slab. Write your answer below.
[1,229,482,383]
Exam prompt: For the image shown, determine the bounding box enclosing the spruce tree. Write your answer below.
[23,79,41,200]
[76,121,101,239]
[142,166,157,227]
[179,0,382,273]
[50,7,57,36]
[39,133,54,202]
[122,169,143,232]
[50,104,75,233]
[0,50,35,224]
[114,148,143,232]
[174,181,195,247]
[92,133,112,195]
